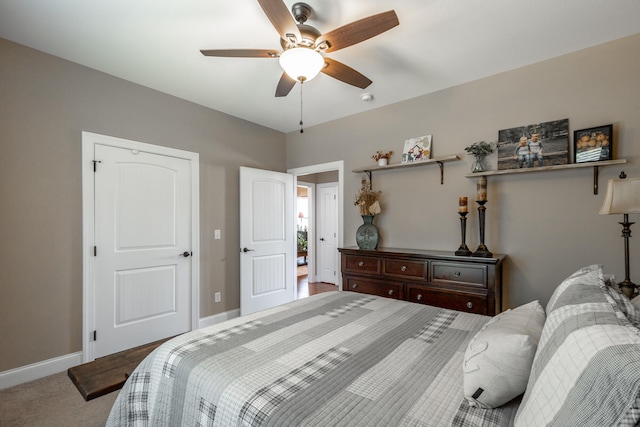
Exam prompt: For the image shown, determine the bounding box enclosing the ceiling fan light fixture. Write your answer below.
[279,47,324,82]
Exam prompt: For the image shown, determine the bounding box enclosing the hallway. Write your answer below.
[297,265,337,298]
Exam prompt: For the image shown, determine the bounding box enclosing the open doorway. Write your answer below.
[296,183,311,279]
[295,182,313,298]
[288,161,344,299]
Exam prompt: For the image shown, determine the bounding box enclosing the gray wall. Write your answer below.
[287,33,640,310]
[2,33,639,373]
[0,38,285,371]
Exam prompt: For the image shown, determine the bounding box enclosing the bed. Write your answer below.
[107,264,640,427]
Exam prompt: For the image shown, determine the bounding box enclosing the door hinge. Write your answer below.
[92,160,102,172]
[93,330,97,341]
[93,246,97,256]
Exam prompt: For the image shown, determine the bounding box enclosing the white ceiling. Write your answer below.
[2,0,640,133]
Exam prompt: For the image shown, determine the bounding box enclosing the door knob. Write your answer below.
[180,251,192,257]
[242,247,255,252]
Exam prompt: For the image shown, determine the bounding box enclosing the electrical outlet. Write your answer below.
[214,229,221,240]
[214,292,221,303]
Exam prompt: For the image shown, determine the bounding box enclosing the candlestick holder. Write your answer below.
[472,200,493,257]
[455,212,472,256]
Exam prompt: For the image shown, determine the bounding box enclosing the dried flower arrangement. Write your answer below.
[354,178,382,216]
[464,141,496,156]
[371,150,393,161]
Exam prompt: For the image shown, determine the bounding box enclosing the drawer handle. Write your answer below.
[466,301,473,309]
[388,289,394,296]
[358,261,364,267]
[417,294,423,301]
[401,265,407,272]
[454,271,461,277]
[352,283,358,289]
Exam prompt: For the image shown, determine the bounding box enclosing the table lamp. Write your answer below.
[599,173,640,298]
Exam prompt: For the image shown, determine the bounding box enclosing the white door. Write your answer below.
[92,143,193,358]
[240,167,295,316]
[317,183,338,284]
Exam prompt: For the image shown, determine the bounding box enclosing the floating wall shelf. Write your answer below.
[464,159,627,194]
[353,155,460,186]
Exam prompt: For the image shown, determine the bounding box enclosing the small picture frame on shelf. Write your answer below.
[573,124,613,163]
[401,135,432,163]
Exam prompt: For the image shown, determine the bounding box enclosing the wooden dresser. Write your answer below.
[338,247,505,315]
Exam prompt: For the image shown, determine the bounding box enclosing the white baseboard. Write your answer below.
[0,351,83,391]
[198,308,240,329]
[1,310,240,391]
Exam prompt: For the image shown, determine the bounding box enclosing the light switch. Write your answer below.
[214,229,221,240]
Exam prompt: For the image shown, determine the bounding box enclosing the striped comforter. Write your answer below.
[106,292,519,426]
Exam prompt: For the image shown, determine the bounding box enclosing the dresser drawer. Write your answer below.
[383,259,427,280]
[430,262,487,289]
[339,247,504,316]
[407,286,487,315]
[345,277,403,299]
[343,255,381,275]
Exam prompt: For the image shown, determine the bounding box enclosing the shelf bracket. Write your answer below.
[363,170,372,187]
[437,161,444,185]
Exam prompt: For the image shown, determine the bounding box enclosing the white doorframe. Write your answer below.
[287,161,344,290]
[81,132,200,362]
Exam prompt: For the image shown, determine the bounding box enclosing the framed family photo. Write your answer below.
[401,135,432,163]
[497,119,569,171]
[574,124,613,163]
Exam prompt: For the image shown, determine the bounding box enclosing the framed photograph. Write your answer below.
[497,118,569,170]
[574,124,613,163]
[401,135,432,163]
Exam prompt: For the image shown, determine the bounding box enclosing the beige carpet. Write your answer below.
[0,371,117,426]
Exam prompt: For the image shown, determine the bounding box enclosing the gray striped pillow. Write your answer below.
[515,266,640,427]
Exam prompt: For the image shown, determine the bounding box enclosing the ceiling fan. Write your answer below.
[201,0,399,97]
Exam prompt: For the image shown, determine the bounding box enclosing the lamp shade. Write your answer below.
[279,47,324,82]
[599,177,640,215]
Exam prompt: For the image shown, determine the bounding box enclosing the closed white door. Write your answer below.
[93,143,193,358]
[240,167,294,316]
[317,183,338,284]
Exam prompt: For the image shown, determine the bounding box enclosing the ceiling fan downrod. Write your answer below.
[299,80,304,133]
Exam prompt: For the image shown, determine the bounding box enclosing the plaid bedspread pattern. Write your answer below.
[162,320,262,378]
[106,292,519,427]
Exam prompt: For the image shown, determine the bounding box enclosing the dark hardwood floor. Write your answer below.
[297,265,337,298]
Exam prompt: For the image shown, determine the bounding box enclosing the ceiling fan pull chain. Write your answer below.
[299,80,304,134]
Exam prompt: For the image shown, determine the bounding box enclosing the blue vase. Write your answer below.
[356,215,379,250]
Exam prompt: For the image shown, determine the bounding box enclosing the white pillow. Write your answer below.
[632,294,640,311]
[463,300,546,409]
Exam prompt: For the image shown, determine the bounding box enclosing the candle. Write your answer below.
[458,196,468,213]
[477,176,487,201]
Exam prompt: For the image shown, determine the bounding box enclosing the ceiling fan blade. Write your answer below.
[275,72,297,97]
[321,57,372,89]
[257,0,301,44]
[316,10,399,53]
[200,49,280,58]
